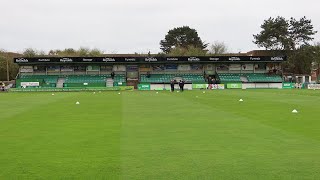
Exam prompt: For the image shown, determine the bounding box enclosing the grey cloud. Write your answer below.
[0,0,319,54]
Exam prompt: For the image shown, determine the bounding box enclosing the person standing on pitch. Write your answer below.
[111,71,115,79]
[207,77,213,89]
[182,80,185,91]
[170,80,175,92]
[179,80,185,92]
[0,82,4,91]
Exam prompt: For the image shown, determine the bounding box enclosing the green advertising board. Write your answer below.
[227,83,242,89]
[192,84,207,89]
[118,86,134,91]
[138,84,151,90]
[282,83,295,89]
[10,87,121,92]
[10,86,135,92]
[192,84,225,89]
[154,88,168,91]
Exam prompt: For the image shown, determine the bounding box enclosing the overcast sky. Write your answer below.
[0,0,319,54]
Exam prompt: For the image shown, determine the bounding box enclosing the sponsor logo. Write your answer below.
[21,82,39,87]
[145,57,158,62]
[38,59,50,62]
[15,58,28,63]
[103,58,116,62]
[125,58,136,62]
[188,57,200,62]
[229,57,241,61]
[60,58,73,62]
[227,83,242,89]
[250,57,261,61]
[308,84,320,89]
[209,57,220,61]
[83,58,93,62]
[167,58,179,61]
[271,57,284,61]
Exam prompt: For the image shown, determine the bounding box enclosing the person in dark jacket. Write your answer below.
[182,80,185,91]
[111,72,115,79]
[170,80,175,92]
[179,80,185,92]
[207,77,213,89]
[0,82,4,91]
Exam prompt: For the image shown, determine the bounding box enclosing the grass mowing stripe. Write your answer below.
[1,90,320,179]
[120,91,320,179]
[0,92,75,120]
[181,90,320,141]
[0,92,122,179]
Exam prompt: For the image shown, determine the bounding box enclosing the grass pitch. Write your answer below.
[1,90,320,179]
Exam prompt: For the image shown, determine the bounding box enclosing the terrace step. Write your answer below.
[106,78,114,87]
[240,76,248,83]
[56,78,65,88]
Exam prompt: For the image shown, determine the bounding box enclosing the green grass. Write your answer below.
[1,90,320,179]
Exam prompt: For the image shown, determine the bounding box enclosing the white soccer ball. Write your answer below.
[203,91,206,94]
[239,99,244,102]
[52,93,55,96]
[292,109,298,113]
[76,102,80,105]
[156,92,159,94]
[118,92,121,95]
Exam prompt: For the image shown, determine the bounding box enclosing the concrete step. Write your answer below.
[240,76,248,83]
[56,78,65,88]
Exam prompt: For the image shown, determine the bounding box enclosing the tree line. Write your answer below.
[1,16,319,81]
[253,16,320,74]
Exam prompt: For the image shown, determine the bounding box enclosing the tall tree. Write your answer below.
[208,41,229,55]
[168,45,207,56]
[288,45,314,74]
[313,43,320,64]
[289,17,317,50]
[160,26,208,54]
[0,51,7,81]
[78,47,90,57]
[253,16,317,51]
[0,50,19,81]
[62,48,77,56]
[253,16,291,50]
[253,16,317,74]
[310,43,320,78]
[23,48,38,57]
[89,48,104,57]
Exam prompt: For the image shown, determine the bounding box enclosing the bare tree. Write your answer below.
[208,41,228,55]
